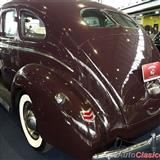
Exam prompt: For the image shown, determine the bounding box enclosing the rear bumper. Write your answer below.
[92,133,160,160]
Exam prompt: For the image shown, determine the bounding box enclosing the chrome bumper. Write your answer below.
[92,133,160,160]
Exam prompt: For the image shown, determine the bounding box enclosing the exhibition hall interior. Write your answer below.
[0,0,160,160]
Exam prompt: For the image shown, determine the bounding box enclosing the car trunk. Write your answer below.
[79,28,160,125]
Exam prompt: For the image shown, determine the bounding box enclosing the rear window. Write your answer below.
[107,11,138,28]
[81,9,116,28]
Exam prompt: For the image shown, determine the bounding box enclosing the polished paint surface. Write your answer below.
[0,0,160,159]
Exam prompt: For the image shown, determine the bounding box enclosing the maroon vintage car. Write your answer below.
[0,0,160,159]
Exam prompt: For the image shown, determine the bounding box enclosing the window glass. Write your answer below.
[20,10,46,39]
[4,10,17,37]
[81,9,116,28]
[107,11,138,28]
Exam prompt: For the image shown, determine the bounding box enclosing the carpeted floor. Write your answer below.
[0,106,75,160]
[0,105,160,160]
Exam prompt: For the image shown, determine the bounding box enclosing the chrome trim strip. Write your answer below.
[65,48,120,112]
[82,50,124,107]
[92,134,160,160]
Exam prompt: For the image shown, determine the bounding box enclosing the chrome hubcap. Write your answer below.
[23,101,39,140]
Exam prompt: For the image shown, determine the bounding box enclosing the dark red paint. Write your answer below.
[0,0,160,159]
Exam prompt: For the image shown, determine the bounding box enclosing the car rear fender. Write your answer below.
[11,63,114,158]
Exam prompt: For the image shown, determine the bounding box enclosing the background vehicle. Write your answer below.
[153,32,160,52]
[0,0,160,160]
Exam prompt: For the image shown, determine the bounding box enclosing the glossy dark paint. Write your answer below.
[0,0,160,159]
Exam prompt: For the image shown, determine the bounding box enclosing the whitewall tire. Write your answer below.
[19,94,43,149]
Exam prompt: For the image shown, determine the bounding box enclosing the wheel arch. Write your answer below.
[10,63,110,159]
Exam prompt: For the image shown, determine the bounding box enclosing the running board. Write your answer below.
[0,82,11,112]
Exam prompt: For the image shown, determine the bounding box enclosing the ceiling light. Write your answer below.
[155,11,160,14]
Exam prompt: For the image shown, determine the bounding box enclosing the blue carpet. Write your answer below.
[0,106,75,160]
[0,105,160,160]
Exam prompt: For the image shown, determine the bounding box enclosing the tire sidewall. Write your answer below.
[19,94,43,149]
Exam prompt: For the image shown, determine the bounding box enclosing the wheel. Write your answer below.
[19,94,44,149]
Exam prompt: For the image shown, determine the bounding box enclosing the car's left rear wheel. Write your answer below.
[19,94,44,149]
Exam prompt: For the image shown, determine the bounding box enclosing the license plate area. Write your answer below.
[142,62,160,82]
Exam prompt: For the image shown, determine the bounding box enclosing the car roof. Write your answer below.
[2,0,118,12]
[1,0,119,26]
[1,0,121,44]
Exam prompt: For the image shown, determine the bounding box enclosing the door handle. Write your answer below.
[147,108,160,116]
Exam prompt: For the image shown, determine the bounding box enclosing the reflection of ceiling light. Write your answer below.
[80,21,87,26]
[127,39,130,42]
[43,6,47,10]
[93,49,98,54]
[78,4,85,8]
[155,11,160,14]
[139,14,143,17]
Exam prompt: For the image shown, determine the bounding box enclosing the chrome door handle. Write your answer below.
[147,108,160,116]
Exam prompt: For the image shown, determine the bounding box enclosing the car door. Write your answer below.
[0,8,19,88]
[17,8,68,76]
[16,8,48,70]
